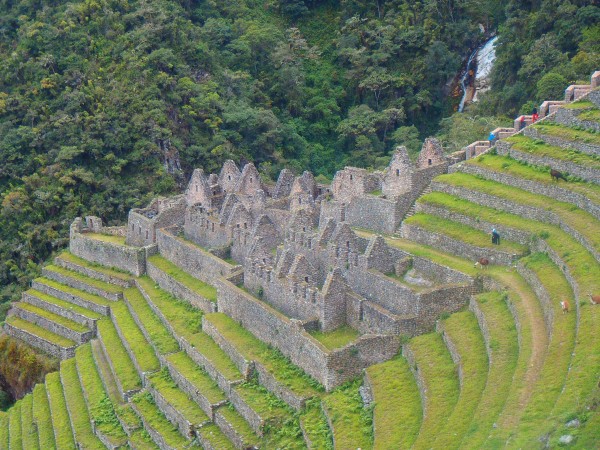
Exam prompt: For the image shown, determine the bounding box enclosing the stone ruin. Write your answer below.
[124,138,471,339]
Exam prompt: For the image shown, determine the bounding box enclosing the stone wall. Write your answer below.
[469,297,492,363]
[146,259,217,314]
[156,227,236,284]
[524,127,600,157]
[3,322,76,360]
[22,292,97,332]
[70,224,149,276]
[31,280,110,316]
[54,257,133,288]
[416,285,473,329]
[516,263,554,339]
[42,267,122,301]
[10,305,93,344]
[344,196,404,234]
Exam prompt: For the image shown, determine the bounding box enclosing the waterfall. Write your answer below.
[458,36,498,112]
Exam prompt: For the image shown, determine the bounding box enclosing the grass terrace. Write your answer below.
[216,404,258,447]
[563,99,595,109]
[15,301,90,333]
[57,251,132,280]
[83,232,127,245]
[366,356,422,449]
[204,313,323,396]
[431,174,600,253]
[404,213,528,254]
[20,394,39,450]
[533,121,600,146]
[32,384,56,450]
[197,423,236,450]
[511,253,576,446]
[6,316,76,347]
[8,400,22,450]
[44,265,123,295]
[578,108,600,122]
[309,325,360,350]
[409,333,459,450]
[75,344,127,444]
[45,372,76,449]
[299,400,333,450]
[165,351,226,405]
[34,277,112,307]
[433,312,489,448]
[110,301,161,373]
[464,153,600,205]
[147,254,217,302]
[505,134,600,169]
[235,380,292,425]
[96,318,142,392]
[60,359,104,448]
[461,292,519,448]
[27,289,103,320]
[129,429,160,449]
[146,368,210,426]
[322,379,373,450]
[0,412,8,449]
[131,391,200,449]
[124,287,179,354]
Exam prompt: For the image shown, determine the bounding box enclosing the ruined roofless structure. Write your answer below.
[111,138,473,387]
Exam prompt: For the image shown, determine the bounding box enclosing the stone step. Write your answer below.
[400,214,527,266]
[59,358,106,449]
[45,371,76,449]
[32,277,112,316]
[55,251,134,288]
[22,289,101,331]
[496,135,600,184]
[42,265,123,301]
[9,301,94,344]
[4,316,77,360]
[130,391,202,450]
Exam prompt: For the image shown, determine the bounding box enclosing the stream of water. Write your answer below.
[458,36,498,112]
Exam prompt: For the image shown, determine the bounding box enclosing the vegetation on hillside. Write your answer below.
[0,0,598,324]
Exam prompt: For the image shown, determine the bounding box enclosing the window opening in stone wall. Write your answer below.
[131,224,134,230]
[350,174,353,180]
[428,158,432,166]
[211,223,215,232]
[250,177,253,183]
[302,227,306,232]
[145,230,148,239]
[228,175,231,181]
[244,222,247,229]
[299,198,302,205]
[396,169,400,176]
[305,276,309,283]
[196,185,198,192]
[346,240,350,248]
[213,190,216,195]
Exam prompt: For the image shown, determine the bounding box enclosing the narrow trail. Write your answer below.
[491,271,548,434]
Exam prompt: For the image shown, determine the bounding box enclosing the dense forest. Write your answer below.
[0,0,598,321]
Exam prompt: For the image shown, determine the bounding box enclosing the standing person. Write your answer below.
[532,107,539,123]
[488,131,496,144]
[491,228,500,245]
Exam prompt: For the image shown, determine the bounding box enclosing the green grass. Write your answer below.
[8,400,22,450]
[146,368,210,426]
[131,391,200,449]
[433,312,489,448]
[45,371,76,449]
[366,356,422,449]
[6,316,76,347]
[60,358,105,449]
[465,153,600,205]
[129,429,160,449]
[505,134,600,169]
[299,400,333,450]
[460,292,519,449]
[534,121,600,146]
[216,404,258,447]
[431,174,600,253]
[409,333,460,450]
[165,351,226,404]
[20,394,39,450]
[309,325,359,350]
[44,264,123,294]
[322,379,373,450]
[234,380,291,425]
[0,411,8,449]
[137,277,243,381]
[57,250,132,280]
[563,99,594,109]
[204,313,323,396]
[510,253,577,447]
[578,108,600,122]
[110,300,160,373]
[197,423,236,450]
[84,232,127,245]
[404,213,528,254]
[147,254,217,302]
[96,318,142,392]
[32,384,56,450]
[27,289,103,319]
[34,277,112,307]
[124,286,179,354]
[116,403,143,430]
[75,344,127,444]
[15,301,89,333]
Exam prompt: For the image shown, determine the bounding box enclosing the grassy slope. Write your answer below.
[45,372,76,449]
[366,356,422,449]
[32,384,56,450]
